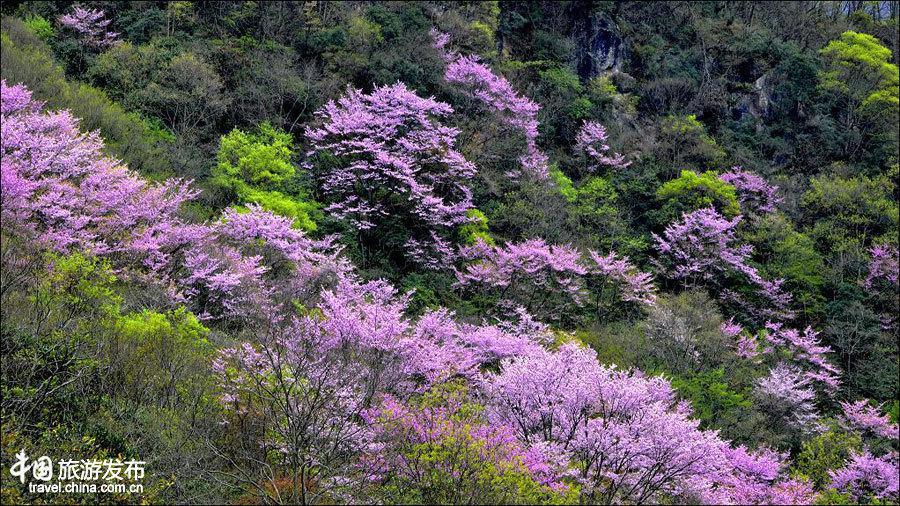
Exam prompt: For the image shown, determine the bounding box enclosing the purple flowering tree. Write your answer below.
[306,83,476,268]
[1,80,346,322]
[752,363,824,443]
[360,385,574,503]
[713,445,818,504]
[829,451,899,503]
[575,121,630,175]
[653,207,793,323]
[865,244,899,332]
[719,168,782,215]
[839,399,900,442]
[58,6,119,48]
[485,343,737,504]
[432,29,549,180]
[455,238,655,325]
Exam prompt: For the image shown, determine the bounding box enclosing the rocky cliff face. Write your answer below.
[577,13,625,80]
[734,71,774,123]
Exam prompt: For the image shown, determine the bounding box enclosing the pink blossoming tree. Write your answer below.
[306,83,476,268]
[719,168,782,215]
[653,207,793,322]
[455,238,656,325]
[575,121,630,174]
[432,29,549,180]
[58,6,119,48]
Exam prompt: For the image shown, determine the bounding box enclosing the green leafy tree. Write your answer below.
[819,31,899,162]
[459,208,495,245]
[801,172,898,253]
[654,115,726,177]
[213,123,318,231]
[746,213,827,322]
[671,368,753,431]
[110,308,214,408]
[655,170,740,225]
[569,176,643,254]
[793,428,863,489]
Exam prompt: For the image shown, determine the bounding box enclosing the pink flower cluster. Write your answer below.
[58,6,119,48]
[432,29,548,180]
[714,446,818,505]
[839,400,900,441]
[1,80,346,321]
[306,83,476,267]
[362,393,571,493]
[762,322,841,395]
[753,363,823,434]
[576,121,630,172]
[829,451,899,502]
[456,238,656,323]
[721,318,841,397]
[653,207,793,322]
[719,168,781,215]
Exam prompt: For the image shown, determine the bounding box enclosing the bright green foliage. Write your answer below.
[22,15,53,41]
[112,308,213,407]
[218,123,294,185]
[812,489,855,505]
[820,31,899,117]
[213,123,318,230]
[39,252,122,322]
[567,176,643,254]
[801,172,899,252]
[459,208,495,245]
[572,177,619,222]
[656,170,741,223]
[671,368,752,431]
[551,166,577,202]
[793,428,863,489]
[819,31,899,163]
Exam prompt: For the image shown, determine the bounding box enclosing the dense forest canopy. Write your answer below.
[0,1,898,504]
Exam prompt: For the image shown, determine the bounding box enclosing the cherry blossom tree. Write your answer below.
[1,80,196,264]
[719,168,782,215]
[587,250,657,309]
[212,278,411,504]
[58,6,119,48]
[839,399,900,441]
[306,83,476,267]
[653,207,793,322]
[1,80,345,322]
[360,384,574,504]
[576,121,630,174]
[761,322,841,395]
[829,451,899,502]
[722,317,842,397]
[865,243,899,331]
[715,445,818,505]
[455,238,587,323]
[485,343,733,504]
[432,29,549,180]
[752,363,823,441]
[455,238,656,325]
